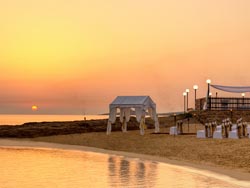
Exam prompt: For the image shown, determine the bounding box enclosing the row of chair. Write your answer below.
[197,118,250,139]
[197,121,217,138]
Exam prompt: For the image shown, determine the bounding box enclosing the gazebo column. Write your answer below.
[106,107,117,135]
[121,117,127,132]
[120,108,131,132]
[107,121,112,135]
[151,108,160,133]
[154,120,160,133]
[139,117,145,135]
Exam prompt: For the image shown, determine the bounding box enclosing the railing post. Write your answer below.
[209,97,212,110]
[236,98,238,110]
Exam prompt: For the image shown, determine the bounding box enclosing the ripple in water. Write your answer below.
[0,147,249,188]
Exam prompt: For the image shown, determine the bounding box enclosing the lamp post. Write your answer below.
[206,79,211,109]
[215,92,218,109]
[242,93,245,105]
[194,113,197,131]
[183,92,187,114]
[186,89,189,111]
[206,79,211,97]
[209,92,212,109]
[193,85,198,110]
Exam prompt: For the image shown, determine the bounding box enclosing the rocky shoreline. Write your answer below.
[0,117,157,138]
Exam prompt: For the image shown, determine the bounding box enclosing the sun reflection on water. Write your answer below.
[0,147,249,188]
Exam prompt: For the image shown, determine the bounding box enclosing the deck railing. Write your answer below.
[207,97,250,110]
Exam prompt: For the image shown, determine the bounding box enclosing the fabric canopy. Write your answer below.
[107,96,160,135]
[211,84,250,93]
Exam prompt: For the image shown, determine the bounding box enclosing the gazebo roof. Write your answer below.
[111,96,154,105]
[110,96,156,109]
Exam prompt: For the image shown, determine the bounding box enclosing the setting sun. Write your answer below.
[31,105,38,111]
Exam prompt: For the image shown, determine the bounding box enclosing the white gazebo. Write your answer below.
[106,96,160,135]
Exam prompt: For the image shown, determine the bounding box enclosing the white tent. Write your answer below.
[211,84,250,93]
[106,96,160,135]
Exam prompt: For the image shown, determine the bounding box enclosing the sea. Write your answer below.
[0,144,249,188]
[0,114,108,126]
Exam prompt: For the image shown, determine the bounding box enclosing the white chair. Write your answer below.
[197,123,208,138]
[213,125,223,139]
[247,125,250,138]
[229,124,239,139]
[170,121,183,135]
[170,126,177,135]
[242,122,248,137]
[197,130,206,138]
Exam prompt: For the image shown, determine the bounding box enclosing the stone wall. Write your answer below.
[194,110,250,124]
[195,97,206,111]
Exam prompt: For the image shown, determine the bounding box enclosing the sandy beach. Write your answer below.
[1,116,250,182]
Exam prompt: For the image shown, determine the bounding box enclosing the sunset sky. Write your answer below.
[1,0,250,114]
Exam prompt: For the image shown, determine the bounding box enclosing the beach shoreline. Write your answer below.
[1,138,250,182]
[1,115,250,183]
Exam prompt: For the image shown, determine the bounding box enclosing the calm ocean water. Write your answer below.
[0,114,108,125]
[0,146,249,188]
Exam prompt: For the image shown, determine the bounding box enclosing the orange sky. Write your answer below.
[1,0,250,114]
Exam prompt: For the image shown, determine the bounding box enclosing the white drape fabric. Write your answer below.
[107,108,117,135]
[155,120,160,133]
[125,108,131,122]
[148,108,153,118]
[120,108,131,123]
[120,108,125,123]
[109,108,117,123]
[152,108,157,120]
[120,108,130,132]
[106,121,112,135]
[135,108,143,122]
[203,101,207,110]
[211,84,250,93]
[152,108,160,133]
